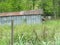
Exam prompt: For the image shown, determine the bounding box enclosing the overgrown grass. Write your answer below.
[0,20,60,45]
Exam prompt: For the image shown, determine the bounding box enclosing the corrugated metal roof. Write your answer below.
[0,9,43,16]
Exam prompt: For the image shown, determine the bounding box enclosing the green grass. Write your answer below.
[0,20,60,45]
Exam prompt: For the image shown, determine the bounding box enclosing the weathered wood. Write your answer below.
[10,20,14,45]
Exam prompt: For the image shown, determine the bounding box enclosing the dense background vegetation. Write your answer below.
[0,0,60,18]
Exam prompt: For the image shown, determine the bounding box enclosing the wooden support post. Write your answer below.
[10,20,14,45]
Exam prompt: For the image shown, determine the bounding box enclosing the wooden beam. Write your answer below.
[10,20,14,45]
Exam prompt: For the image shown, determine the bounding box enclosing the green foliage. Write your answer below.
[0,0,60,17]
[0,20,60,45]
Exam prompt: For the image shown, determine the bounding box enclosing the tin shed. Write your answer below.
[0,9,43,25]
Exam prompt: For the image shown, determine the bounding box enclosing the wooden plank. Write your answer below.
[10,20,14,45]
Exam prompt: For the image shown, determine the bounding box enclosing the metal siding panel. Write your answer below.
[0,15,42,25]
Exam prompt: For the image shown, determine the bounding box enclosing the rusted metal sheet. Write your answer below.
[0,9,43,17]
[23,9,43,15]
